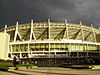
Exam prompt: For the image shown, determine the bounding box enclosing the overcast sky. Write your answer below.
[0,0,100,29]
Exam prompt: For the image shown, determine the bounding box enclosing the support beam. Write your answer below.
[30,19,36,41]
[80,21,84,41]
[48,19,50,55]
[54,28,66,40]
[28,43,30,58]
[64,19,69,39]
[4,25,7,33]
[14,22,18,42]
[71,29,81,39]
[80,21,82,25]
[77,51,79,57]
[48,19,50,39]
[54,43,56,55]
[91,24,96,42]
[20,51,22,58]
[37,28,48,39]
[17,32,23,40]
[10,45,13,58]
[84,32,91,41]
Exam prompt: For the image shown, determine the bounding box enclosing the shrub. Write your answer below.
[16,64,37,67]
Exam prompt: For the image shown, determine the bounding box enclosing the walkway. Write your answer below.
[0,67,100,75]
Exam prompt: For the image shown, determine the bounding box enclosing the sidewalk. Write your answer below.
[0,67,100,75]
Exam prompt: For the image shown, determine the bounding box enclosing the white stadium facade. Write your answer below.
[0,19,100,66]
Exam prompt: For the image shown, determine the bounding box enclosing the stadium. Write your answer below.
[0,19,100,66]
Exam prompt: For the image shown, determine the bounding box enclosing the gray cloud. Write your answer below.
[0,0,100,29]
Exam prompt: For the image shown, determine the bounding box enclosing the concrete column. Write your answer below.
[48,19,51,55]
[86,44,89,57]
[10,45,13,58]
[14,22,18,42]
[20,51,22,58]
[80,21,84,41]
[28,43,30,57]
[77,51,79,57]
[65,19,69,39]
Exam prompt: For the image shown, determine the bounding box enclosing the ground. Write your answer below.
[0,67,100,75]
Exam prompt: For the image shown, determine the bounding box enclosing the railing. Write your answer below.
[31,54,67,58]
[31,54,100,58]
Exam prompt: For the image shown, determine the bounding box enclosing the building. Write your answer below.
[0,19,100,66]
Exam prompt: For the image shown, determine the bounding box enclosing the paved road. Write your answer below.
[0,67,100,75]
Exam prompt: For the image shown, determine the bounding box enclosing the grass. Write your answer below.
[16,64,37,67]
[0,63,12,71]
[0,63,37,68]
[0,59,37,71]
[0,63,13,68]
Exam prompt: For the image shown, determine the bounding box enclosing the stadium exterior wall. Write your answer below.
[0,21,100,63]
